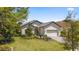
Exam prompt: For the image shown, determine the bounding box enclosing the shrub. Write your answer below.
[0,37,5,40]
[0,35,14,44]
[60,30,66,37]
[43,35,49,41]
[0,45,11,51]
[25,26,33,37]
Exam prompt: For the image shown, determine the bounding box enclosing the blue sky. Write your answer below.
[28,7,79,22]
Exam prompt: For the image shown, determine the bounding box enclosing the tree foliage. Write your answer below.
[63,20,79,50]
[0,7,28,38]
[62,11,79,50]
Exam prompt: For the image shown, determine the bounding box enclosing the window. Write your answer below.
[47,30,57,33]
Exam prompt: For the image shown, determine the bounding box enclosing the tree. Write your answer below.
[0,7,28,41]
[11,7,28,36]
[63,9,79,51]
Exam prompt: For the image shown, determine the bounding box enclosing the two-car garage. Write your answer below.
[44,26,60,37]
[46,30,58,37]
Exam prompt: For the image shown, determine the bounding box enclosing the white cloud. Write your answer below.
[67,8,74,11]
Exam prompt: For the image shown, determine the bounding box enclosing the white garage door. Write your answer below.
[46,30,58,36]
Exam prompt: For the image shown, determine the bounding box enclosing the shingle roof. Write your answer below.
[22,20,42,27]
[22,20,61,28]
[56,21,71,29]
[29,20,42,24]
[39,22,50,27]
[39,21,61,27]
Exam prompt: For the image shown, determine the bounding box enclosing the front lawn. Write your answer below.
[0,37,65,51]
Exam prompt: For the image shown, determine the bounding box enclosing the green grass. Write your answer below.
[1,37,65,51]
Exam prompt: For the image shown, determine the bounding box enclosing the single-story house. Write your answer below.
[21,20,64,43]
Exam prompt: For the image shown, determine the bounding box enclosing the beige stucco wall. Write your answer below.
[21,28,27,35]
[44,26,60,37]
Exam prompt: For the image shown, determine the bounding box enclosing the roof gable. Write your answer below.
[21,20,61,29]
[45,26,58,30]
[39,21,61,27]
[22,20,42,27]
[41,21,61,30]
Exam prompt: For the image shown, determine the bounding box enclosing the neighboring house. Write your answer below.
[57,21,71,30]
[21,20,64,43]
